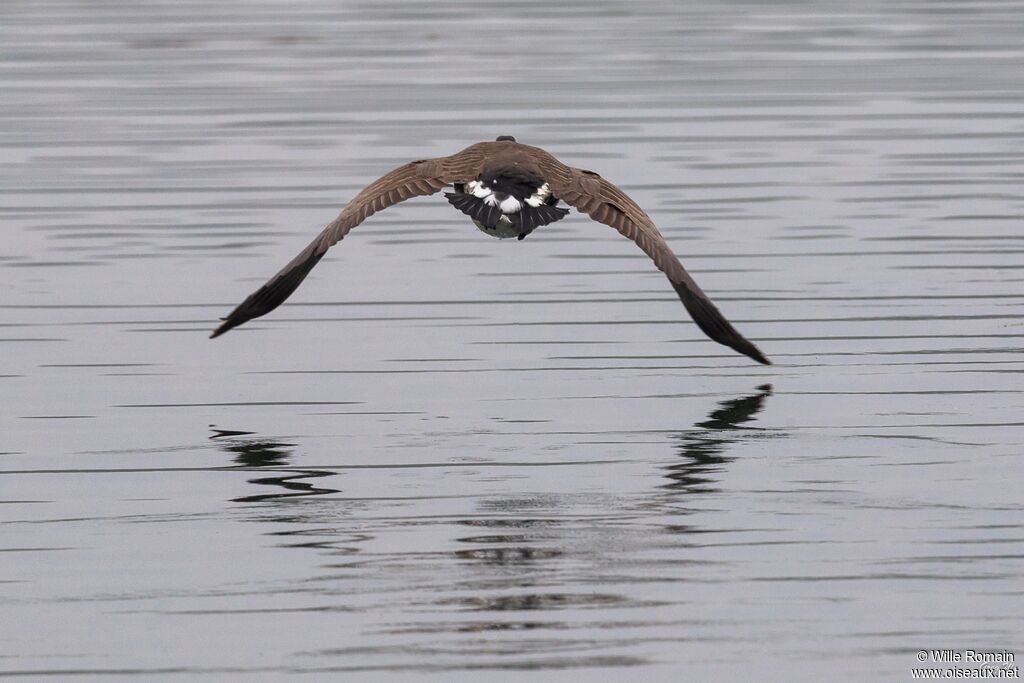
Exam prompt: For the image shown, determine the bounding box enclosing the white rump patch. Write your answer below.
[465,179,535,214]
[498,195,522,213]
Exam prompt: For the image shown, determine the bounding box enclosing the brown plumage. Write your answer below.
[211,138,770,365]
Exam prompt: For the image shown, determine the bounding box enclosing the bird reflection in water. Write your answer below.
[662,384,773,494]
[440,389,774,636]
[452,386,774,567]
[210,428,340,502]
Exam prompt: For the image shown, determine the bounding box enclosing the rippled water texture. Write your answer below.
[2,0,1023,680]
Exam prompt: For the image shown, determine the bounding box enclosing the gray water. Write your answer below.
[2,1,1023,680]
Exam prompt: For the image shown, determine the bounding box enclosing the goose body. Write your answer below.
[211,136,770,365]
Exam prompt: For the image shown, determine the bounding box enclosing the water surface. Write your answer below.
[1,0,1023,680]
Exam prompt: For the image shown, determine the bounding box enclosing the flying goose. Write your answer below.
[211,136,770,365]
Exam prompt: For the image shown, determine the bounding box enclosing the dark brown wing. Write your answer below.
[536,153,770,365]
[211,146,487,338]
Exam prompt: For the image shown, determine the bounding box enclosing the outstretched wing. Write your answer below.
[540,158,770,365]
[211,148,485,338]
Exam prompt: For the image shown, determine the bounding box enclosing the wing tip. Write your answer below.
[210,316,240,339]
[717,329,772,366]
[210,249,326,340]
[672,282,772,366]
[744,344,772,366]
[208,296,270,340]
[718,330,771,365]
